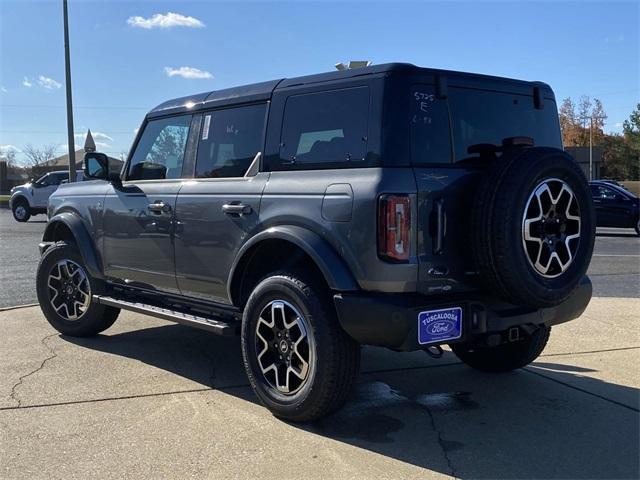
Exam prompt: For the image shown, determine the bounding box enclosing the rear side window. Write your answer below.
[195,104,267,178]
[448,87,561,161]
[128,115,192,180]
[410,86,452,164]
[279,87,369,168]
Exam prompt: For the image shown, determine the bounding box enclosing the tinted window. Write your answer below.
[592,185,619,200]
[410,86,452,164]
[128,115,191,180]
[449,88,561,161]
[36,173,65,186]
[195,104,267,178]
[279,87,369,167]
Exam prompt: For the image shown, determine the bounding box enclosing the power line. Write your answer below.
[0,104,148,110]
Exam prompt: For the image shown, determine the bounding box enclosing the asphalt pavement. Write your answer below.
[0,208,638,308]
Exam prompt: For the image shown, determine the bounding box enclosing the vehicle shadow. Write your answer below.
[65,324,640,479]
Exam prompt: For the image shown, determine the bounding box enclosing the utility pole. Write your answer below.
[63,0,75,182]
[579,114,606,181]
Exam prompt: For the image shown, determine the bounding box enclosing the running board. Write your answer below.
[94,295,238,336]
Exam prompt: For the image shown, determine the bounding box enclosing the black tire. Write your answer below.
[451,326,551,372]
[36,241,120,336]
[634,217,640,237]
[12,197,31,222]
[241,272,360,422]
[472,147,595,308]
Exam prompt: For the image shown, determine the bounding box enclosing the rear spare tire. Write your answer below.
[472,147,595,308]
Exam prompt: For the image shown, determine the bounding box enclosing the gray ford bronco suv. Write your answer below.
[36,63,595,422]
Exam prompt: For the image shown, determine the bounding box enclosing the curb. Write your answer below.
[0,303,39,312]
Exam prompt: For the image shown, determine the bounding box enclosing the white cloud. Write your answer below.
[615,122,623,128]
[38,75,62,90]
[57,143,84,153]
[74,131,114,142]
[22,77,32,87]
[127,12,204,29]
[134,127,140,134]
[164,66,213,79]
[0,144,22,153]
[1,86,7,93]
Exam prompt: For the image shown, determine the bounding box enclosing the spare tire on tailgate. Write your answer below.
[472,147,595,308]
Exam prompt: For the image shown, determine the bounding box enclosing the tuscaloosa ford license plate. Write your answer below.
[418,307,462,345]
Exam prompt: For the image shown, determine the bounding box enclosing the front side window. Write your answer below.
[128,115,192,180]
[195,104,267,178]
[593,185,619,200]
[279,87,369,168]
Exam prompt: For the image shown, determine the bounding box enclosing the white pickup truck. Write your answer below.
[9,170,84,222]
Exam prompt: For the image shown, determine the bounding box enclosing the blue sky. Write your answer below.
[1,0,638,163]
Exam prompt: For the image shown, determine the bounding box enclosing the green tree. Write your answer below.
[601,104,640,180]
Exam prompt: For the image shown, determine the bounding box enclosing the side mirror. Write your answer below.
[84,152,110,180]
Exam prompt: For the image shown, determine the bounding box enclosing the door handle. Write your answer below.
[148,201,171,213]
[433,199,446,255]
[222,203,252,215]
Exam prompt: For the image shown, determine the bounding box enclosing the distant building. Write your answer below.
[34,148,124,177]
[565,146,603,180]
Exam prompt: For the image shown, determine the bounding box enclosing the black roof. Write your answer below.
[147,63,553,118]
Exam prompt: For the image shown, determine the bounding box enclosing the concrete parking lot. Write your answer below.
[0,208,639,479]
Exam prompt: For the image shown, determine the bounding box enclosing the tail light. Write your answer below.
[378,194,411,262]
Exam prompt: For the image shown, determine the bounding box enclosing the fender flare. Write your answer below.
[227,225,359,302]
[42,212,104,280]
[9,193,30,210]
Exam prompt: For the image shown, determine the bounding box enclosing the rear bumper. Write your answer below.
[334,276,592,351]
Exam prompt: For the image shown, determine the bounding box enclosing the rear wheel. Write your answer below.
[36,242,120,336]
[241,272,360,422]
[12,198,30,222]
[635,217,640,236]
[451,326,551,372]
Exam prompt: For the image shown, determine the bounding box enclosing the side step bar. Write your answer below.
[94,295,238,336]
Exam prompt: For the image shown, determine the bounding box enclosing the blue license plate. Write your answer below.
[418,307,462,345]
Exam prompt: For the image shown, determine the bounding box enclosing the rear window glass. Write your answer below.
[279,87,369,168]
[448,87,561,161]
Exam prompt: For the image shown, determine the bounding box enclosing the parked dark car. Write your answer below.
[36,63,595,421]
[590,180,640,235]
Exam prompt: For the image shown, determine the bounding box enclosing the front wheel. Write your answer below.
[241,272,360,422]
[450,326,551,372]
[36,241,120,336]
[12,198,31,222]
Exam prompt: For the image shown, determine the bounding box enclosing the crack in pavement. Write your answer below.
[417,400,459,479]
[8,333,59,408]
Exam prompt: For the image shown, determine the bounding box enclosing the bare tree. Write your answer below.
[2,149,17,166]
[21,143,58,168]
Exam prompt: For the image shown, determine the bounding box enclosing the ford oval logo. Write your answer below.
[426,320,455,335]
